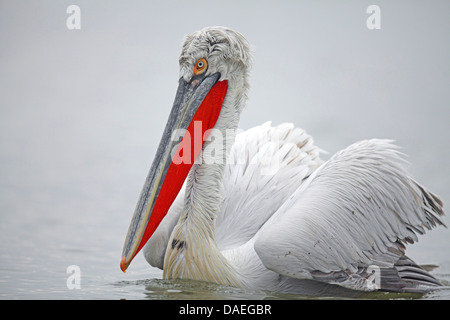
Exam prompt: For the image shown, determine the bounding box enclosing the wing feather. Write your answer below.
[216,122,324,250]
[255,139,445,278]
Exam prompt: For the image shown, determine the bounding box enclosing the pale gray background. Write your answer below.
[0,0,449,299]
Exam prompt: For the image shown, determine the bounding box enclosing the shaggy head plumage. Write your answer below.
[179,26,252,91]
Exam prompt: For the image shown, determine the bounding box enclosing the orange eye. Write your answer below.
[193,58,207,75]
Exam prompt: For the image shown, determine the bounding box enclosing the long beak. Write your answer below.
[120,72,228,272]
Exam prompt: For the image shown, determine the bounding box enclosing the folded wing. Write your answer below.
[255,139,445,289]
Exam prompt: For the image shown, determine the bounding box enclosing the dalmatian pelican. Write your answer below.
[120,26,446,294]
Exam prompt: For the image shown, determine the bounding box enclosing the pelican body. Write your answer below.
[121,27,446,294]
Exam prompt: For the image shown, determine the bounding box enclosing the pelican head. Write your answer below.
[121,26,253,272]
[178,26,252,96]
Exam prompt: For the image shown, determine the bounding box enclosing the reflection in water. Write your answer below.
[111,276,450,300]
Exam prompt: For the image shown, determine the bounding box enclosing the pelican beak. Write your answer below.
[120,72,228,272]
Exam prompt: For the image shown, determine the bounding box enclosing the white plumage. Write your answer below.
[132,26,446,295]
[255,139,444,290]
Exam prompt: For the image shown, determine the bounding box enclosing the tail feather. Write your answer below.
[380,256,441,293]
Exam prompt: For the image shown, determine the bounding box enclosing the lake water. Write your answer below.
[1,1,449,300]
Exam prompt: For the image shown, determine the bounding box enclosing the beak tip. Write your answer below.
[120,256,128,273]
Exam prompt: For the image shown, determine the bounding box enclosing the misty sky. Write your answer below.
[0,0,449,269]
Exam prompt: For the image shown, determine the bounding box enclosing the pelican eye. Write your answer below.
[193,58,208,75]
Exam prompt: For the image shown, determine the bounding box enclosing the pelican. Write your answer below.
[120,26,446,294]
